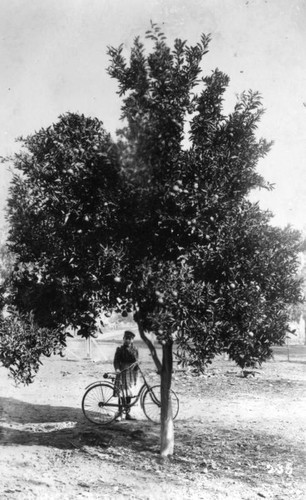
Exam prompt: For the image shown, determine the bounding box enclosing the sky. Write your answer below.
[0,0,305,231]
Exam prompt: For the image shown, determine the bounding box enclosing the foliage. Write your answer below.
[106,25,302,369]
[0,308,65,384]
[1,24,303,387]
[289,247,306,322]
[4,113,123,337]
[0,240,15,309]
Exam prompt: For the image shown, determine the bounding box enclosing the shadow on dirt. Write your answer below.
[0,395,159,452]
[1,395,305,490]
[0,396,83,424]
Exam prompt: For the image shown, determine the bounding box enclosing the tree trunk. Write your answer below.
[135,307,174,456]
[135,310,162,374]
[160,341,174,457]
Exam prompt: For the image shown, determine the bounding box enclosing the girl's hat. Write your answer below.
[124,330,135,339]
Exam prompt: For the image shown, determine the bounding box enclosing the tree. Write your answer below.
[289,242,306,326]
[1,25,302,456]
[3,113,122,333]
[0,308,65,384]
[0,235,15,293]
[0,114,124,383]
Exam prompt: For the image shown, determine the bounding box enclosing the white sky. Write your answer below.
[0,0,305,231]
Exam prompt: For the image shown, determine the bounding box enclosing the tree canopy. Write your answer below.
[0,24,303,454]
[4,114,122,336]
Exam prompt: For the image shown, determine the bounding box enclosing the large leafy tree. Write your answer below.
[1,25,302,455]
[1,114,123,383]
[4,114,123,334]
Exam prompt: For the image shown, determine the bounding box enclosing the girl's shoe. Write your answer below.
[125,414,136,421]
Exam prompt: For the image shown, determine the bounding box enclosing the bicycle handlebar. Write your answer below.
[103,361,140,379]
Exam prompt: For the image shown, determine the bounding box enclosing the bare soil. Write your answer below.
[0,343,305,500]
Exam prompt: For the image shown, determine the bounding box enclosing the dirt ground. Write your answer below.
[0,342,305,500]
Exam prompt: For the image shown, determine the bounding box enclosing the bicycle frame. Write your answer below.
[85,362,160,410]
[82,361,179,424]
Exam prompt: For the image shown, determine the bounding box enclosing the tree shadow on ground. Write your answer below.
[0,395,159,452]
[1,396,305,489]
[0,396,83,424]
[171,423,306,490]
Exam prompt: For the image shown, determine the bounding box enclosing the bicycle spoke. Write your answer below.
[82,383,119,424]
[142,385,179,423]
[82,376,179,425]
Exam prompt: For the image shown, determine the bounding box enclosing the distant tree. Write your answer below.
[0,239,14,290]
[289,245,306,323]
[1,25,302,455]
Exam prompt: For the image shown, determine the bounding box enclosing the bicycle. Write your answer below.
[82,362,179,424]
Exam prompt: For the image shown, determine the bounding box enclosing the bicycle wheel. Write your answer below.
[142,385,179,423]
[82,383,119,424]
